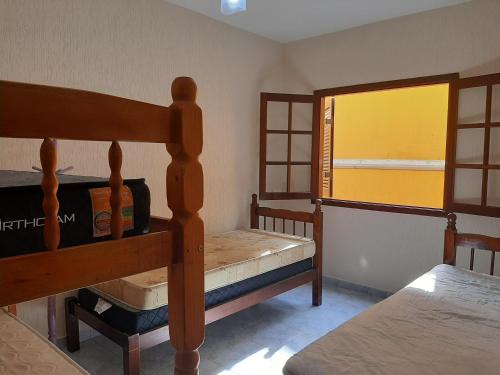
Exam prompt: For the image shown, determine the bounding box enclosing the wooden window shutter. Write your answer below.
[321,98,334,198]
[259,93,319,200]
[446,73,500,217]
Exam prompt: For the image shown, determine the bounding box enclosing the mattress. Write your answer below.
[0,170,150,258]
[91,229,315,310]
[283,264,500,375]
[79,258,313,334]
[0,308,89,374]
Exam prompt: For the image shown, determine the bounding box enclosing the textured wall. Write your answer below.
[0,0,284,337]
[277,0,500,292]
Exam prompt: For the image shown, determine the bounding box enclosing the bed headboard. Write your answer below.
[0,78,204,345]
[444,213,499,275]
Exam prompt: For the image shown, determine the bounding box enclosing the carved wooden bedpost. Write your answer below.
[250,194,259,229]
[444,213,457,266]
[40,138,60,343]
[312,199,323,306]
[166,77,205,375]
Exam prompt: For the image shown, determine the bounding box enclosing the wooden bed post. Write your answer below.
[250,194,259,229]
[40,137,60,344]
[312,199,323,306]
[444,213,457,266]
[166,77,205,375]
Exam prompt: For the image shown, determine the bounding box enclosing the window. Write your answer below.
[259,93,317,200]
[322,83,449,210]
[260,73,500,218]
[448,73,500,217]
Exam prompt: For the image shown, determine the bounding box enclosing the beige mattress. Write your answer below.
[0,309,88,375]
[91,229,315,310]
[284,264,500,375]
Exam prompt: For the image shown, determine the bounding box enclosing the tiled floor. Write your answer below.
[63,281,382,375]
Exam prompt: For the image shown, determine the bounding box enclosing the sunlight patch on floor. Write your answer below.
[218,345,295,375]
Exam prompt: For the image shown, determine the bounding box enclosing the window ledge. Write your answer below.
[316,199,447,217]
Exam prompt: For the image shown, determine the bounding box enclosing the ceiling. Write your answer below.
[166,0,470,43]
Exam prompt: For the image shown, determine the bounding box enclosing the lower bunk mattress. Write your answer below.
[0,170,150,258]
[79,229,316,334]
[80,258,312,334]
[283,264,500,375]
[0,308,89,375]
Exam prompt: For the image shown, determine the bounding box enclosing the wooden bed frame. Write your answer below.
[0,77,205,375]
[64,194,323,375]
[444,213,498,275]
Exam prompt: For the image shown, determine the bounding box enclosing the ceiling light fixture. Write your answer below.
[221,0,246,15]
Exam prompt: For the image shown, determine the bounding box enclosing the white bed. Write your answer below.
[90,229,315,310]
[0,308,89,375]
[284,264,500,375]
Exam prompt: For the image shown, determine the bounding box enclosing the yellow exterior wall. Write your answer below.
[330,84,449,208]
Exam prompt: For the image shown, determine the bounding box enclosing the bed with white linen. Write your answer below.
[284,214,500,375]
[0,308,89,375]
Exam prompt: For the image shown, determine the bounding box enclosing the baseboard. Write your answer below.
[323,276,392,299]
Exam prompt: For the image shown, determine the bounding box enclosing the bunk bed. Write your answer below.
[64,195,323,375]
[283,213,500,375]
[0,77,205,375]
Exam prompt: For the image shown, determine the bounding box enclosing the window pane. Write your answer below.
[267,101,288,130]
[292,102,313,131]
[454,168,483,205]
[455,128,484,164]
[291,134,312,162]
[492,85,500,123]
[458,86,487,124]
[329,83,448,208]
[266,134,287,161]
[487,170,500,207]
[489,127,500,164]
[266,165,287,192]
[290,165,311,192]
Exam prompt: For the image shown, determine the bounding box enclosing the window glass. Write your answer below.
[265,165,287,192]
[454,169,483,205]
[266,134,287,161]
[291,102,313,131]
[325,84,449,209]
[455,128,484,164]
[267,101,288,130]
[458,86,487,124]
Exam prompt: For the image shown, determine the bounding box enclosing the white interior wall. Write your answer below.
[0,0,285,338]
[272,0,500,292]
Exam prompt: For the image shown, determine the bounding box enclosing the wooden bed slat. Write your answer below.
[0,230,172,306]
[0,80,171,143]
[470,248,475,271]
[109,141,124,239]
[257,207,314,223]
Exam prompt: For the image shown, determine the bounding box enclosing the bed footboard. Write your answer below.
[250,194,323,305]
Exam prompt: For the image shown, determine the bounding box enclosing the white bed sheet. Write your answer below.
[284,264,500,375]
[0,309,88,375]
